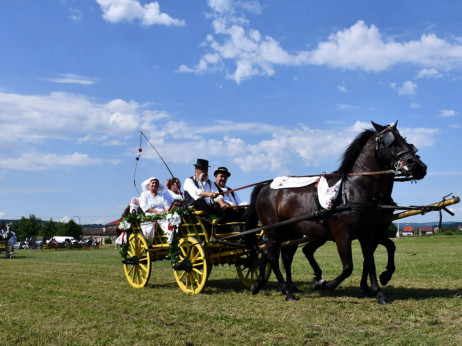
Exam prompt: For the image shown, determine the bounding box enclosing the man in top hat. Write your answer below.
[183,159,219,218]
[212,166,246,223]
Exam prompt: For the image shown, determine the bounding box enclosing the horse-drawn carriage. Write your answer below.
[120,210,270,294]
[122,122,460,303]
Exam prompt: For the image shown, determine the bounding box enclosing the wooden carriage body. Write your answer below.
[122,210,270,294]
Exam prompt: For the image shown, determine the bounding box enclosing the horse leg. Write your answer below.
[378,235,396,286]
[280,244,299,293]
[360,257,373,297]
[360,239,389,305]
[251,245,270,295]
[320,235,353,291]
[253,237,297,301]
[302,239,327,289]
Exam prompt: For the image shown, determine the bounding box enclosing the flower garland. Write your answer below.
[119,207,190,262]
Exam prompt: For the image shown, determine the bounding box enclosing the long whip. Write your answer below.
[139,131,182,196]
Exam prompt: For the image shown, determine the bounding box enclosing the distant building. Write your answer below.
[418,226,434,235]
[400,226,414,236]
[81,219,119,243]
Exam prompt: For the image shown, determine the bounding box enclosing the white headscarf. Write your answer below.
[141,177,165,193]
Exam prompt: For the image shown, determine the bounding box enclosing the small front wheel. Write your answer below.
[236,258,271,288]
[173,237,208,294]
[123,233,152,288]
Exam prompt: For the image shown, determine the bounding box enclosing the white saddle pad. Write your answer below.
[270,176,320,189]
[270,175,342,210]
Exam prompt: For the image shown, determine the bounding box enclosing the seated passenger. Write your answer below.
[183,159,219,218]
[165,177,184,209]
[212,167,246,223]
[139,177,170,215]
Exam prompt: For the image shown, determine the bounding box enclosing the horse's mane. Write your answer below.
[336,129,375,174]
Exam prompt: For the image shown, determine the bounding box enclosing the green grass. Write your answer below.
[1,236,462,345]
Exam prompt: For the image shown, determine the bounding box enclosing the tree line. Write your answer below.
[1,214,82,242]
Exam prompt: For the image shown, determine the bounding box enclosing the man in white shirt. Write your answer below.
[183,159,219,218]
[212,166,246,223]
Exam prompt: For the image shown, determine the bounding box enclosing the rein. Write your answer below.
[217,169,397,196]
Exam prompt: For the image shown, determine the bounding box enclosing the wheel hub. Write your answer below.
[173,259,192,272]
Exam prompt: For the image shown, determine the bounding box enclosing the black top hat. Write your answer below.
[214,166,231,177]
[193,158,209,168]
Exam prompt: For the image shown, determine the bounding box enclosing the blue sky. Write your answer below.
[1,0,461,225]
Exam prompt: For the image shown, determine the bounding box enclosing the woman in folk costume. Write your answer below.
[165,177,184,209]
[139,177,170,215]
[166,177,183,201]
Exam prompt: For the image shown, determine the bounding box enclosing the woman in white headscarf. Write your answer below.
[139,177,170,215]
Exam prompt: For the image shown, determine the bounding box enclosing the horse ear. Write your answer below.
[371,121,385,132]
[391,120,398,129]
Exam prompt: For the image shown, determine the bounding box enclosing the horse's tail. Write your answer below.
[245,183,267,231]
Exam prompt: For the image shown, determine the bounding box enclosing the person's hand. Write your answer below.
[210,191,219,198]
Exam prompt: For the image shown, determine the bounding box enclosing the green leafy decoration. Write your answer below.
[167,231,181,265]
[119,242,130,259]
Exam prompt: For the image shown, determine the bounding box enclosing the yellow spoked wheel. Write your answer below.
[173,237,208,294]
[236,257,272,288]
[123,233,152,288]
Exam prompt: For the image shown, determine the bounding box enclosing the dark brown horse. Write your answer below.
[246,121,427,303]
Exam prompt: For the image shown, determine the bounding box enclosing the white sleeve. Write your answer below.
[162,194,170,210]
[163,190,174,207]
[139,192,150,212]
[183,178,202,200]
[211,182,224,200]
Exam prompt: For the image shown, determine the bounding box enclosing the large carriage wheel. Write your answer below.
[173,236,208,294]
[236,257,272,288]
[123,233,152,288]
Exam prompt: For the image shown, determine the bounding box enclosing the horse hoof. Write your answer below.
[285,294,298,301]
[377,292,389,305]
[379,272,391,286]
[314,279,325,290]
[251,283,261,295]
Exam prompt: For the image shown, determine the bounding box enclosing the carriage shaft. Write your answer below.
[382,197,460,223]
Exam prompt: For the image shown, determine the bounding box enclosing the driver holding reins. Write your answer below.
[183,159,219,218]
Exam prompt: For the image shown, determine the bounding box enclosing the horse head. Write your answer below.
[372,121,427,180]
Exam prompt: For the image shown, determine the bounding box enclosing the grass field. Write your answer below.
[1,235,461,345]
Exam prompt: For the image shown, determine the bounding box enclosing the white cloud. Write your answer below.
[438,109,458,117]
[399,127,440,148]
[179,1,308,83]
[337,85,348,93]
[0,90,439,175]
[308,21,462,71]
[69,9,82,21]
[0,152,108,172]
[337,104,359,110]
[96,0,185,26]
[47,74,97,85]
[416,68,443,79]
[410,102,421,109]
[391,80,417,96]
[182,11,462,83]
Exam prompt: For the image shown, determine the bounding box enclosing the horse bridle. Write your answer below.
[375,126,418,173]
